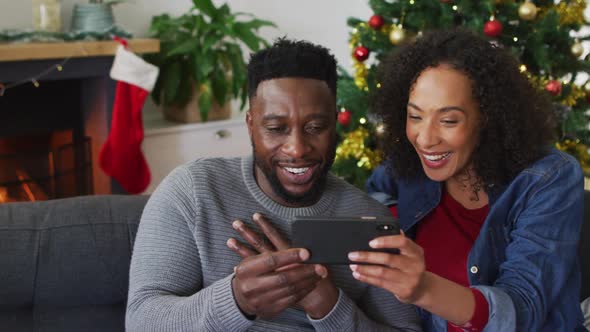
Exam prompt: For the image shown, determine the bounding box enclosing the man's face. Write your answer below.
[247,77,337,207]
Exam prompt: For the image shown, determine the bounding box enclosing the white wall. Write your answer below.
[0,0,371,72]
[0,0,371,117]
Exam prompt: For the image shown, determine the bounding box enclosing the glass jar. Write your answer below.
[32,0,62,32]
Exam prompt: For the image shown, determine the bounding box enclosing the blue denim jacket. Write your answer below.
[366,149,586,331]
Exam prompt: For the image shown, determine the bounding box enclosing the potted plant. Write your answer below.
[146,0,275,122]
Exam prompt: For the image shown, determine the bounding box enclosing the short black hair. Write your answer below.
[247,37,337,99]
[373,27,556,187]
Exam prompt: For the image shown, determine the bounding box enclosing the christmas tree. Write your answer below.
[332,0,590,189]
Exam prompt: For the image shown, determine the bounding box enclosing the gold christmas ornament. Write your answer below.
[335,127,383,170]
[562,83,586,107]
[353,61,368,90]
[555,0,586,26]
[571,41,584,58]
[389,25,406,45]
[518,1,538,21]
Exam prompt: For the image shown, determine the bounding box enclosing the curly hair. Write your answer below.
[247,37,338,100]
[373,27,556,187]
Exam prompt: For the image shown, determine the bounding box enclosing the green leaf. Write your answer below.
[232,22,262,51]
[198,81,213,122]
[150,77,162,105]
[192,14,205,34]
[238,18,277,30]
[217,4,231,18]
[163,62,182,105]
[202,31,220,51]
[166,39,196,57]
[239,80,248,110]
[192,0,218,18]
[175,72,193,107]
[194,52,215,82]
[224,44,246,97]
[210,68,228,105]
[210,22,233,36]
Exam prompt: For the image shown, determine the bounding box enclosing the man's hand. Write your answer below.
[227,213,339,319]
[231,248,323,320]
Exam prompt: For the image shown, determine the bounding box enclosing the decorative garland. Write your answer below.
[0,25,131,43]
[0,26,133,96]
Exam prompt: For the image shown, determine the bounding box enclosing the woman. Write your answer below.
[350,28,585,331]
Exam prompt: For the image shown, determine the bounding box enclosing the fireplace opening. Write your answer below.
[0,130,92,203]
[0,78,100,203]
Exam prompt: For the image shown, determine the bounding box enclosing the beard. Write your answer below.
[252,139,336,206]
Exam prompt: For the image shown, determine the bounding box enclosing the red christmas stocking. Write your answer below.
[99,45,159,194]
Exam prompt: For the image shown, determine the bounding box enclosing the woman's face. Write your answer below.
[405,64,481,183]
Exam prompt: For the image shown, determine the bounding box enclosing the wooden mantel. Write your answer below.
[0,38,160,62]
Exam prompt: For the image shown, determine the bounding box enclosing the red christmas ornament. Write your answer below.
[368,15,385,30]
[586,92,590,104]
[545,80,562,96]
[338,109,352,126]
[353,46,370,62]
[483,20,503,37]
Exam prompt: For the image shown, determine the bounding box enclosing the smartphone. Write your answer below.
[291,216,400,264]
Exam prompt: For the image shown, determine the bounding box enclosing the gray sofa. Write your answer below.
[0,193,588,331]
[0,195,149,332]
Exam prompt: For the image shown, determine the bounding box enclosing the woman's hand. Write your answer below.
[347,232,430,304]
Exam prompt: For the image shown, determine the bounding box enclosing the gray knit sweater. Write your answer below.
[126,156,421,332]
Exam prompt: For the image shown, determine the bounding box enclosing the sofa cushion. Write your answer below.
[0,195,148,331]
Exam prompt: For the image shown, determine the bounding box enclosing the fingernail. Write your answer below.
[348,252,359,260]
[253,213,261,220]
[226,238,237,249]
[352,271,361,279]
[299,249,310,260]
[232,220,243,230]
[369,239,378,247]
[233,266,237,273]
[349,264,358,271]
[315,265,328,278]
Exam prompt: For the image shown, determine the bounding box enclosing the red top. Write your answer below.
[390,190,490,331]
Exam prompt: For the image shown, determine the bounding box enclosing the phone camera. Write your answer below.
[377,224,391,231]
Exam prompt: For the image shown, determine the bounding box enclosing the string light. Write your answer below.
[359,117,367,124]
[0,57,69,96]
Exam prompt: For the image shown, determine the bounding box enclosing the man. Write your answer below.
[126,38,421,331]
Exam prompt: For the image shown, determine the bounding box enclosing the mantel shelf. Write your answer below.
[0,38,160,62]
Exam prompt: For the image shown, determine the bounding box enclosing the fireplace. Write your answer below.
[0,133,92,203]
[0,79,94,202]
[0,39,159,203]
